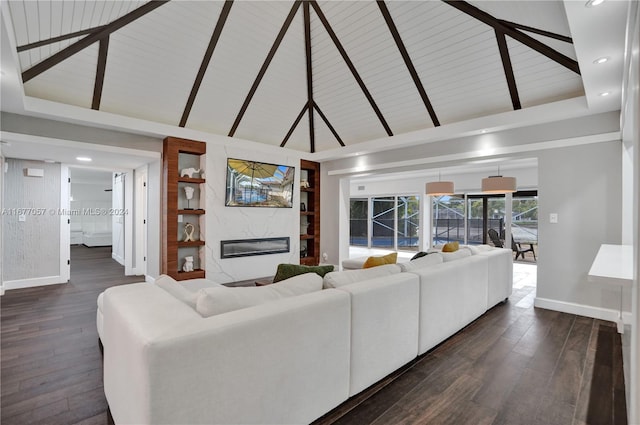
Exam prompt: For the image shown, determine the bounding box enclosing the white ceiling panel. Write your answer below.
[23,43,98,109]
[187,1,295,135]
[100,1,222,125]
[235,6,307,148]
[3,0,605,154]
[389,1,513,124]
[310,5,389,145]
[507,37,584,108]
[317,1,434,137]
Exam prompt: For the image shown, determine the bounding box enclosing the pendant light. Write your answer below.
[481,166,516,194]
[426,172,454,196]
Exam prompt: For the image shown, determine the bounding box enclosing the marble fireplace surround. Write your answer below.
[220,237,290,259]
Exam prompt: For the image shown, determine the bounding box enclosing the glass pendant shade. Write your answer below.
[425,181,454,196]
[481,176,517,193]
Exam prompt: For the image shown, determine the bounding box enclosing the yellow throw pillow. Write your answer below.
[442,241,459,252]
[362,252,398,269]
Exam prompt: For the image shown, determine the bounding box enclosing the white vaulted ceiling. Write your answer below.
[1,0,619,154]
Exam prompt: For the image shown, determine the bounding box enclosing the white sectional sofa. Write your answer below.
[100,245,512,424]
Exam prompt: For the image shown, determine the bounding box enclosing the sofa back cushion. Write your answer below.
[398,252,444,272]
[323,264,401,288]
[196,273,323,317]
[441,248,472,262]
[155,275,198,308]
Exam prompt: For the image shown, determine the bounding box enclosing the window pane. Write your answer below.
[432,195,465,245]
[467,198,484,244]
[372,197,395,249]
[349,198,368,246]
[397,196,419,251]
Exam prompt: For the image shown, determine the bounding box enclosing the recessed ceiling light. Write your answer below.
[76,156,92,162]
[585,0,605,7]
[593,56,610,64]
[599,91,611,97]
[43,159,55,163]
[481,129,488,134]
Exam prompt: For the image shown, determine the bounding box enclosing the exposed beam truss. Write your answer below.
[377,0,440,127]
[180,0,234,127]
[91,36,109,110]
[443,0,580,75]
[22,1,170,83]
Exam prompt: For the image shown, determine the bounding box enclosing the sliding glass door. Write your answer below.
[349,195,420,252]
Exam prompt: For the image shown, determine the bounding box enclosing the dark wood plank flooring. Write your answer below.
[1,250,627,425]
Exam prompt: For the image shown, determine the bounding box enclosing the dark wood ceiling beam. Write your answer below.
[498,20,573,44]
[310,0,393,137]
[229,1,302,137]
[442,0,579,75]
[180,0,233,127]
[22,0,170,83]
[303,2,315,153]
[91,36,109,110]
[377,0,440,127]
[281,103,309,147]
[313,102,345,147]
[17,26,107,52]
[495,30,520,110]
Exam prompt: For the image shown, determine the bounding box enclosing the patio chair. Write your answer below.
[512,235,536,261]
[487,228,504,248]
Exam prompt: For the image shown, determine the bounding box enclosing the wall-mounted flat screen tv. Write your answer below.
[225,158,295,208]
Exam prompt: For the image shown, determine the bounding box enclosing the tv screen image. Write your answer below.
[225,158,295,208]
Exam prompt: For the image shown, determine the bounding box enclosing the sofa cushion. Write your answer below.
[441,248,472,262]
[463,244,493,255]
[398,252,444,272]
[155,275,198,308]
[323,264,401,288]
[196,273,323,317]
[273,263,334,283]
[362,252,398,269]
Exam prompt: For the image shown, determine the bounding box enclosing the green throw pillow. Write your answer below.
[273,264,335,283]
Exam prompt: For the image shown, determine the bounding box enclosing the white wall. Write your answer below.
[146,160,161,279]
[2,159,63,287]
[70,182,112,235]
[622,2,640,423]
[535,141,624,314]
[0,154,4,293]
[204,144,301,283]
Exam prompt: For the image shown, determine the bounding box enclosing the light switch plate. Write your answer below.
[550,213,558,223]
[18,214,26,222]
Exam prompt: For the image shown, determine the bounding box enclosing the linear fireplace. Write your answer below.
[220,237,290,259]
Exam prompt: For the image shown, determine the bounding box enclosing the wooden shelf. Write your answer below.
[300,159,320,265]
[178,177,205,184]
[162,137,207,281]
[177,269,205,279]
[178,240,205,247]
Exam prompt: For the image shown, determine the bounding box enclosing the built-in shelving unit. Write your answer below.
[162,137,206,280]
[300,159,320,265]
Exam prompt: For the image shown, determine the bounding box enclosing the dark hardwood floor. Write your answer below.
[1,246,140,425]
[1,250,627,425]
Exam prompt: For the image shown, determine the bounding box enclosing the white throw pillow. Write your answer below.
[323,264,401,289]
[155,274,198,308]
[398,253,444,272]
[196,273,322,317]
[440,249,472,262]
[463,244,493,255]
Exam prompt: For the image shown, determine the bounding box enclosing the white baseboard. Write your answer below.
[534,297,632,324]
[145,275,155,283]
[112,252,124,266]
[3,275,68,291]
